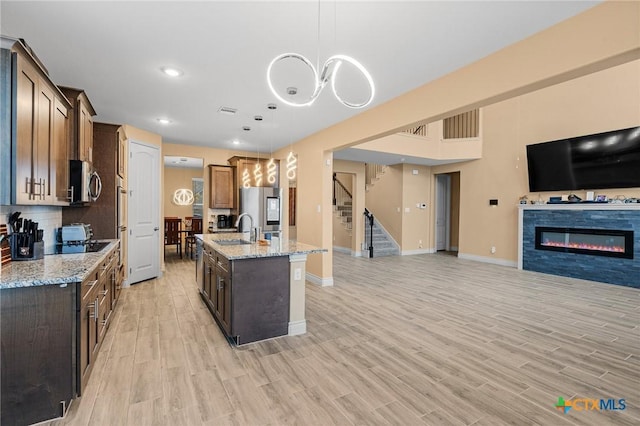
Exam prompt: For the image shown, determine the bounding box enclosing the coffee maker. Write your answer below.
[217,215,228,229]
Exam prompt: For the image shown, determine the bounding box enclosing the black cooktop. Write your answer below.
[54,241,110,254]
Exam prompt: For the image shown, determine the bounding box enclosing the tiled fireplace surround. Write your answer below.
[519,204,640,288]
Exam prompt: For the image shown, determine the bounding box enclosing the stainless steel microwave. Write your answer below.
[69,160,102,204]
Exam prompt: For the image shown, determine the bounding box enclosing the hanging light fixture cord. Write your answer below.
[266,0,375,109]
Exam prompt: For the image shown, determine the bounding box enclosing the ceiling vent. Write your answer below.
[218,106,237,115]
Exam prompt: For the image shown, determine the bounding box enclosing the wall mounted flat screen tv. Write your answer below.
[526,126,640,192]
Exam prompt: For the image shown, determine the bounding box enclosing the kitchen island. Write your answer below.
[0,240,121,426]
[196,233,325,345]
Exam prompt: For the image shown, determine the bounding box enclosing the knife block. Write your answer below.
[10,234,44,261]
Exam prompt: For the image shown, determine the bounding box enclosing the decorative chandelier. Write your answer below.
[173,188,194,206]
[267,53,375,109]
[286,151,298,180]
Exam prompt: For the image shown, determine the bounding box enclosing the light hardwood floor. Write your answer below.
[52,251,639,425]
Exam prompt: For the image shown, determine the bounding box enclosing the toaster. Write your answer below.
[60,223,93,243]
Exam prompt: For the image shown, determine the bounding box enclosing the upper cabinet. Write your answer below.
[59,86,96,164]
[1,37,72,205]
[209,165,234,209]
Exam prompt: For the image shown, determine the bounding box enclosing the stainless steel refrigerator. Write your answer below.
[238,187,283,233]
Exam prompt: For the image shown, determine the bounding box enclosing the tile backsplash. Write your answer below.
[1,205,62,255]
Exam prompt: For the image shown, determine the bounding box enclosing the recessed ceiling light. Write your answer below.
[157,118,172,124]
[232,140,240,145]
[286,87,298,95]
[161,67,183,77]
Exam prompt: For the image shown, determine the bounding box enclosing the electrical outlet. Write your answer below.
[491,246,496,254]
[294,268,302,280]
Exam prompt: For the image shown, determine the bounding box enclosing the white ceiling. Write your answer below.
[1,1,600,161]
[164,156,204,168]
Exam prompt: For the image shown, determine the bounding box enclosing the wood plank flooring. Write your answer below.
[52,252,639,425]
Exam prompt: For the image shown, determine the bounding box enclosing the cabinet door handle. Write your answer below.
[89,299,98,320]
[40,178,46,199]
[94,299,99,323]
[86,280,98,288]
[67,186,74,201]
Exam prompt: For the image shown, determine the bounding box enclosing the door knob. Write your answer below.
[153,227,159,231]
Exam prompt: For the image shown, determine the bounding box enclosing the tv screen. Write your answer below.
[526,126,640,192]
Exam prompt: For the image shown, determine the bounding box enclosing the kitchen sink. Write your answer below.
[214,239,252,246]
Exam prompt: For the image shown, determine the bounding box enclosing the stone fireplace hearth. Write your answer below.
[518,204,640,288]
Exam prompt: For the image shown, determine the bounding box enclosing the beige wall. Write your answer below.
[162,143,269,222]
[335,172,353,193]
[400,164,432,253]
[332,172,352,250]
[450,172,460,250]
[333,160,366,256]
[363,164,432,253]
[163,167,202,218]
[432,59,640,263]
[365,165,403,243]
[278,1,639,280]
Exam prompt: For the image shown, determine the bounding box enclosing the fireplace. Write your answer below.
[535,227,634,259]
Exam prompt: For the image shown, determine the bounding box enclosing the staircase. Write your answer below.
[333,174,353,233]
[365,163,387,192]
[364,219,399,257]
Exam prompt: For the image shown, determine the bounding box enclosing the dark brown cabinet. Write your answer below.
[1,284,76,425]
[59,86,96,163]
[10,40,71,205]
[209,165,234,208]
[199,243,290,345]
[78,266,100,394]
[215,253,232,334]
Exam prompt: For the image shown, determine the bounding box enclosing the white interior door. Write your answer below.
[435,174,451,251]
[128,140,160,284]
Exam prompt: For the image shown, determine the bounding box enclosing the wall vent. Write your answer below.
[218,106,237,115]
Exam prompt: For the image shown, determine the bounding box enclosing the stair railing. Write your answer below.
[363,208,374,258]
[333,173,352,206]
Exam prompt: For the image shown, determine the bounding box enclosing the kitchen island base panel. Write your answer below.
[232,256,290,345]
[288,254,308,336]
[1,284,75,426]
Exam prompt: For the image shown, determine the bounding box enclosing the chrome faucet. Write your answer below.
[235,213,258,242]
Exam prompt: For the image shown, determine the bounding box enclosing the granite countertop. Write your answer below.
[197,233,326,260]
[0,240,119,289]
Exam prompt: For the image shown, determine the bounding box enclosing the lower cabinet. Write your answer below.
[79,270,99,391]
[78,243,119,395]
[1,284,75,426]
[200,244,290,345]
[0,243,122,424]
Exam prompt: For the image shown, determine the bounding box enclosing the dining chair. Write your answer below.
[184,216,202,259]
[164,217,182,258]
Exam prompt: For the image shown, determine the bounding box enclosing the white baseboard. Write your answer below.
[401,248,436,255]
[333,245,363,257]
[450,246,459,251]
[288,320,307,336]
[458,252,517,268]
[306,272,334,287]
